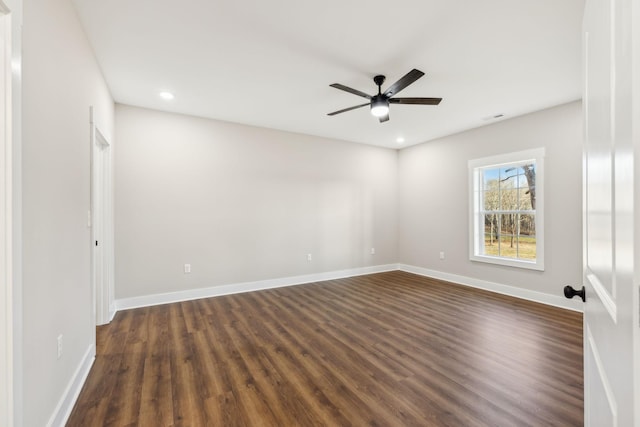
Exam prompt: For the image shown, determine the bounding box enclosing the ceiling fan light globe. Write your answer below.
[370,97,389,117]
[371,105,389,117]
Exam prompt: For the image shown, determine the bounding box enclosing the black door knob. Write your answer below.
[564,285,586,302]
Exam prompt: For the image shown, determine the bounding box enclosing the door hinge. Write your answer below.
[95,240,99,247]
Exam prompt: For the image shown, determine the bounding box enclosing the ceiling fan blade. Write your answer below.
[327,102,370,116]
[389,97,442,105]
[382,69,425,97]
[379,113,389,123]
[329,83,372,99]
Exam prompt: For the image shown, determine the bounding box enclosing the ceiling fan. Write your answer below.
[327,69,442,123]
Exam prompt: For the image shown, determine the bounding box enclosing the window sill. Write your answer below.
[470,254,544,271]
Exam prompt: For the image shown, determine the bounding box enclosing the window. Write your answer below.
[469,148,544,270]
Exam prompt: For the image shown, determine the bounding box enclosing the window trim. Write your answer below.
[468,148,545,271]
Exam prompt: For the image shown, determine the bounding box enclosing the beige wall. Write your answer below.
[398,101,583,299]
[114,104,398,299]
[3,0,22,425]
[115,103,583,305]
[22,0,114,425]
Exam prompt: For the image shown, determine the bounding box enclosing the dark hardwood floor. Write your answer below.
[67,271,583,426]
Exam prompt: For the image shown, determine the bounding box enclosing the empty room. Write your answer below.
[1,0,639,426]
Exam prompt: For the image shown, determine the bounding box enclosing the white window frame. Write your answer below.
[468,148,545,271]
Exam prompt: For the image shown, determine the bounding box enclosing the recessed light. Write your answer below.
[396,137,405,144]
[159,91,175,100]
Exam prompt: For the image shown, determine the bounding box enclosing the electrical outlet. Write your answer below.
[57,334,63,359]
[370,247,375,255]
[307,253,312,262]
[439,251,445,260]
[184,264,191,274]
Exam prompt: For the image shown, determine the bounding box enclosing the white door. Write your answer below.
[582,0,638,425]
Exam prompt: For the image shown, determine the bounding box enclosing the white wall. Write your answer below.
[21,0,114,424]
[398,101,582,304]
[114,105,398,300]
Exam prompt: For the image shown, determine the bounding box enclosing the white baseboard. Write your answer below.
[115,262,582,315]
[398,264,583,312]
[108,304,117,323]
[115,264,399,312]
[46,344,96,427]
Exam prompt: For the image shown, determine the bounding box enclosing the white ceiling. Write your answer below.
[72,0,584,149]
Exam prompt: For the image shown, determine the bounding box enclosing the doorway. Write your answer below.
[90,108,114,327]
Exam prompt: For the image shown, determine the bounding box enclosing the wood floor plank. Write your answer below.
[138,305,174,426]
[66,271,583,426]
[168,303,211,426]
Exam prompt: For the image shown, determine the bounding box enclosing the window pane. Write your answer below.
[520,188,533,210]
[483,169,500,190]
[517,173,529,188]
[499,214,518,255]
[500,189,519,210]
[517,235,536,259]
[520,164,536,208]
[498,233,517,258]
[503,213,518,231]
[483,214,499,254]
[519,213,536,237]
[483,189,500,211]
[483,233,499,256]
[499,167,518,190]
[518,214,536,260]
